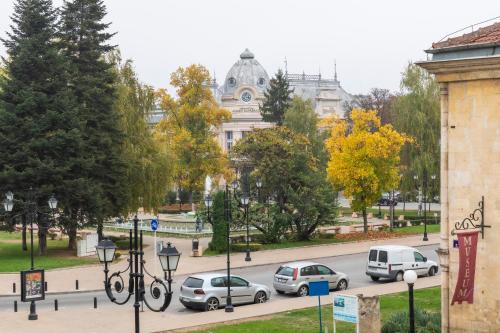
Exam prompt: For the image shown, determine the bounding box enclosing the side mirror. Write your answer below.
[423,257,428,262]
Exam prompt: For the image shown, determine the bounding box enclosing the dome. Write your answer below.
[223,48,269,96]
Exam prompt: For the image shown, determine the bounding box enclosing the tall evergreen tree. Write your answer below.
[59,0,126,244]
[259,69,293,125]
[0,0,82,254]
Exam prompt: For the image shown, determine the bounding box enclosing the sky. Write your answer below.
[0,0,499,95]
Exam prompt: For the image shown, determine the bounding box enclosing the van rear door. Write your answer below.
[377,250,389,274]
[367,249,379,274]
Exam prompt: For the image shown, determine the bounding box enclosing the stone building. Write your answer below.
[418,22,500,332]
[212,48,352,151]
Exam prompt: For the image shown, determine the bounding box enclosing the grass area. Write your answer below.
[0,231,98,272]
[203,224,440,256]
[186,287,440,333]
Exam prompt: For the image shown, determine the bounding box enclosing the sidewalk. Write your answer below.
[0,276,440,333]
[0,233,439,295]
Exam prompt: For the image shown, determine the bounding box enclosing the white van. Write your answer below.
[365,245,438,282]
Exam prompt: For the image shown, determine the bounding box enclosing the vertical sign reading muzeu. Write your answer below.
[451,230,480,305]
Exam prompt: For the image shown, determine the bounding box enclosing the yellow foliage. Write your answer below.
[156,64,231,193]
[325,109,412,213]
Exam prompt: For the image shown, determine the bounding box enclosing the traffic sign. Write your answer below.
[150,219,158,231]
[309,281,329,296]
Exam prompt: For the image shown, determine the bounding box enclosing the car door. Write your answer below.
[413,251,427,275]
[316,265,337,289]
[230,276,253,304]
[300,265,319,286]
[210,276,227,305]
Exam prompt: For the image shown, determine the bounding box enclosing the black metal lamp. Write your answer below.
[204,195,213,208]
[231,180,238,190]
[48,195,58,210]
[6,191,14,201]
[158,242,181,273]
[240,194,249,206]
[256,179,262,189]
[404,270,418,333]
[96,238,117,264]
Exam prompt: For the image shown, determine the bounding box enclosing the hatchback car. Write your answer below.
[179,273,271,311]
[273,261,349,296]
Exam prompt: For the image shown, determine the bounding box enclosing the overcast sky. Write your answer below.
[1,0,499,94]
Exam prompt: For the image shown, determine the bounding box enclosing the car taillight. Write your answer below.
[194,289,205,295]
[293,268,298,281]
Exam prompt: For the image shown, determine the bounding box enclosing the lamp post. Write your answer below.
[96,215,181,333]
[256,179,262,204]
[205,194,213,225]
[403,270,418,333]
[413,174,428,241]
[3,189,58,321]
[224,185,234,312]
[240,193,251,261]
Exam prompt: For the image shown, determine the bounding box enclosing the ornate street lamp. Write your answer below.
[3,189,57,321]
[240,193,251,262]
[205,194,213,224]
[97,215,180,333]
[256,179,262,203]
[404,270,418,333]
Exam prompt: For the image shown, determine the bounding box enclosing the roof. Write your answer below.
[369,245,415,251]
[281,261,319,268]
[432,22,500,50]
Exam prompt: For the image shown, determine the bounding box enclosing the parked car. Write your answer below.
[365,245,438,282]
[377,193,398,206]
[179,273,271,311]
[273,261,349,297]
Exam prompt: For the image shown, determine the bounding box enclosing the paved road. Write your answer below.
[0,244,439,314]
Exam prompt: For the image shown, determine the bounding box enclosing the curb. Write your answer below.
[0,288,104,298]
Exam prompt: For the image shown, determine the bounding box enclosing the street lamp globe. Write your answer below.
[403,270,418,285]
[240,194,250,206]
[96,238,117,264]
[3,199,13,212]
[48,195,58,210]
[204,195,213,208]
[158,242,181,272]
[256,179,262,189]
[431,174,437,180]
[231,180,238,190]
[413,175,418,180]
[5,191,14,201]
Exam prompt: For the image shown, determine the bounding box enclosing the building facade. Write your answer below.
[418,22,500,333]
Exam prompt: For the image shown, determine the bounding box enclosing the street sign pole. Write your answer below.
[318,295,323,333]
[150,218,159,275]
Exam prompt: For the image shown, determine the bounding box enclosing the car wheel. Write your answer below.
[428,266,436,277]
[370,276,380,282]
[254,291,267,304]
[395,271,404,282]
[297,285,309,297]
[336,279,348,291]
[205,297,219,311]
[276,290,285,295]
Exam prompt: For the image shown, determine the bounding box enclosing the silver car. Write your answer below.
[273,261,349,296]
[179,273,271,311]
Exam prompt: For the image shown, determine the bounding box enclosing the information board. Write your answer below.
[333,294,359,324]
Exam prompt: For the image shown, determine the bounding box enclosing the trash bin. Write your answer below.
[192,238,199,251]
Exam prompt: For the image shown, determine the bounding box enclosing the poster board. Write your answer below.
[20,269,45,302]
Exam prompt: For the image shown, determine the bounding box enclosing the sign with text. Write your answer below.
[21,269,45,302]
[333,294,359,324]
[451,230,479,305]
[309,281,329,296]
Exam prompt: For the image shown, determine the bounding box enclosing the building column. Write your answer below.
[437,82,450,333]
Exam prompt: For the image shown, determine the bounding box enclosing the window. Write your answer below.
[211,277,226,288]
[316,265,332,275]
[369,250,378,262]
[258,77,265,86]
[230,277,248,287]
[300,266,317,276]
[183,277,203,288]
[414,252,425,262]
[225,131,233,151]
[228,77,236,87]
[378,251,388,263]
[276,266,294,277]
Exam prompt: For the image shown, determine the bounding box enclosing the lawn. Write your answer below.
[186,287,440,333]
[0,231,98,272]
[203,224,440,256]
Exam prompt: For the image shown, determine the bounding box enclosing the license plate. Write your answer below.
[275,278,287,283]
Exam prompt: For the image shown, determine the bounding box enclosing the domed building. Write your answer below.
[215,49,273,151]
[211,48,353,152]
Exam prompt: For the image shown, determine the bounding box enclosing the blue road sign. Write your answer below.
[150,219,158,231]
[309,280,329,296]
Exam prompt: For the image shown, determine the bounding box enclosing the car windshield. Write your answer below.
[183,277,204,288]
[276,266,294,276]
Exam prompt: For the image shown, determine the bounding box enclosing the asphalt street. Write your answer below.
[0,244,439,315]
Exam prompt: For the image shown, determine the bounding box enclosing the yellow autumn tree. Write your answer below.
[325,109,412,232]
[156,65,231,209]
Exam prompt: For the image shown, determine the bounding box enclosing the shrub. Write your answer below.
[231,243,263,252]
[382,309,441,333]
[318,232,336,240]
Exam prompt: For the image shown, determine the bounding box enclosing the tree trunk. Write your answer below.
[38,225,47,256]
[21,215,27,251]
[190,191,194,212]
[362,207,368,233]
[68,226,77,251]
